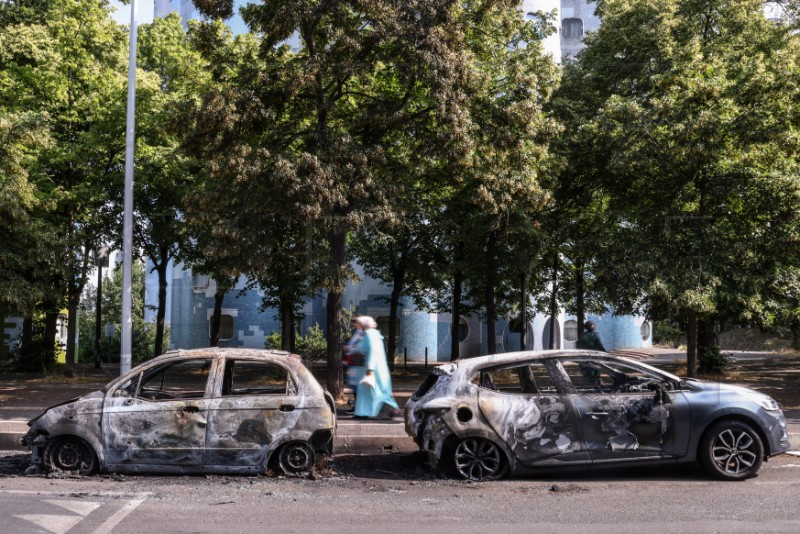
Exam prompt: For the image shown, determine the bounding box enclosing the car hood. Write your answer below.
[28,390,105,427]
[684,378,780,407]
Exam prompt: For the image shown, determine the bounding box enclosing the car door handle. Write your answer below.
[279,404,295,412]
[182,406,200,414]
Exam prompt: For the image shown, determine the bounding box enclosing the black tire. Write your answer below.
[450,437,508,481]
[278,442,315,476]
[44,437,98,475]
[700,420,764,481]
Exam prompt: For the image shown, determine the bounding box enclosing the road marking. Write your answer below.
[91,498,145,534]
[45,499,102,516]
[14,497,102,533]
[14,514,85,534]
[4,490,150,534]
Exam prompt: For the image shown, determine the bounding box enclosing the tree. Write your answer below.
[575,0,800,375]
[0,111,52,313]
[1,0,129,374]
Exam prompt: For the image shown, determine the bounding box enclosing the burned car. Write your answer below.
[405,350,790,481]
[23,348,336,476]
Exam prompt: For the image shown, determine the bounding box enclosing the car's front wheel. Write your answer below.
[277,442,315,476]
[450,437,508,481]
[44,436,98,475]
[700,420,764,480]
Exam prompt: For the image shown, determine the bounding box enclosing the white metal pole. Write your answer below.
[121,0,139,375]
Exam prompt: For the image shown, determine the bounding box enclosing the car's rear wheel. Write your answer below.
[451,437,507,481]
[44,436,97,475]
[278,442,315,476]
[700,420,763,480]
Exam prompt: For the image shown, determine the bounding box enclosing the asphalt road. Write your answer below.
[2,451,800,533]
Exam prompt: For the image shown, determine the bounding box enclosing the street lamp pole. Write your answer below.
[121,0,139,375]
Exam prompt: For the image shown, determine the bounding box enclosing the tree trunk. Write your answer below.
[289,319,297,353]
[548,252,558,349]
[450,270,462,362]
[698,320,716,351]
[43,310,59,371]
[792,319,800,351]
[209,286,225,347]
[388,263,406,372]
[686,312,698,378]
[153,244,170,357]
[280,298,294,352]
[326,229,345,398]
[65,296,78,377]
[94,264,103,368]
[519,272,527,350]
[485,232,497,355]
[575,260,585,337]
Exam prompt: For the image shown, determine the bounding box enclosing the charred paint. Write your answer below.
[478,394,581,457]
[25,348,335,475]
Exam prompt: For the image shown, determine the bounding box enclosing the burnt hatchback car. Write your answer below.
[23,348,336,476]
[405,350,790,481]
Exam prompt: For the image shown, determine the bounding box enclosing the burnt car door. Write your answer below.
[552,357,691,462]
[475,361,590,466]
[204,358,302,466]
[102,357,215,466]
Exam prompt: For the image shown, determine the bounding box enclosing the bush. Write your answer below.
[265,323,327,361]
[653,320,684,348]
[698,346,730,374]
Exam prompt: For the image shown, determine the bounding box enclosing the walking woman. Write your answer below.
[353,316,400,419]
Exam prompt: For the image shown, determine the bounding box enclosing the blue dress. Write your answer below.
[354,328,399,417]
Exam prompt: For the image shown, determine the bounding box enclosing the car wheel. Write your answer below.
[451,437,507,481]
[700,420,764,481]
[278,442,315,476]
[44,437,98,475]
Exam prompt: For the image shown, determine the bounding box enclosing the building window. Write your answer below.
[640,321,651,341]
[562,17,583,39]
[564,320,579,342]
[192,273,209,292]
[211,314,234,341]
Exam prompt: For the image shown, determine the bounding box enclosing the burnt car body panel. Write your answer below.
[404,350,790,479]
[24,348,336,475]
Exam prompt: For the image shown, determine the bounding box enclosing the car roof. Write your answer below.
[154,347,303,369]
[449,349,674,376]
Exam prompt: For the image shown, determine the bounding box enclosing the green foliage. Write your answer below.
[265,323,327,361]
[653,320,684,348]
[569,0,800,335]
[9,326,57,373]
[698,346,730,375]
[78,261,159,364]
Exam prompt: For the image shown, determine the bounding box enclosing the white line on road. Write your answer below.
[91,498,145,534]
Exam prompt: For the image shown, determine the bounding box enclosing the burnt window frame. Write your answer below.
[471,360,557,395]
[134,358,214,401]
[220,358,297,397]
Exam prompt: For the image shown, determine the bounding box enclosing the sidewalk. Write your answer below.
[1,349,798,456]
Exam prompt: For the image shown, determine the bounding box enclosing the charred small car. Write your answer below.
[23,348,336,476]
[405,350,790,481]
